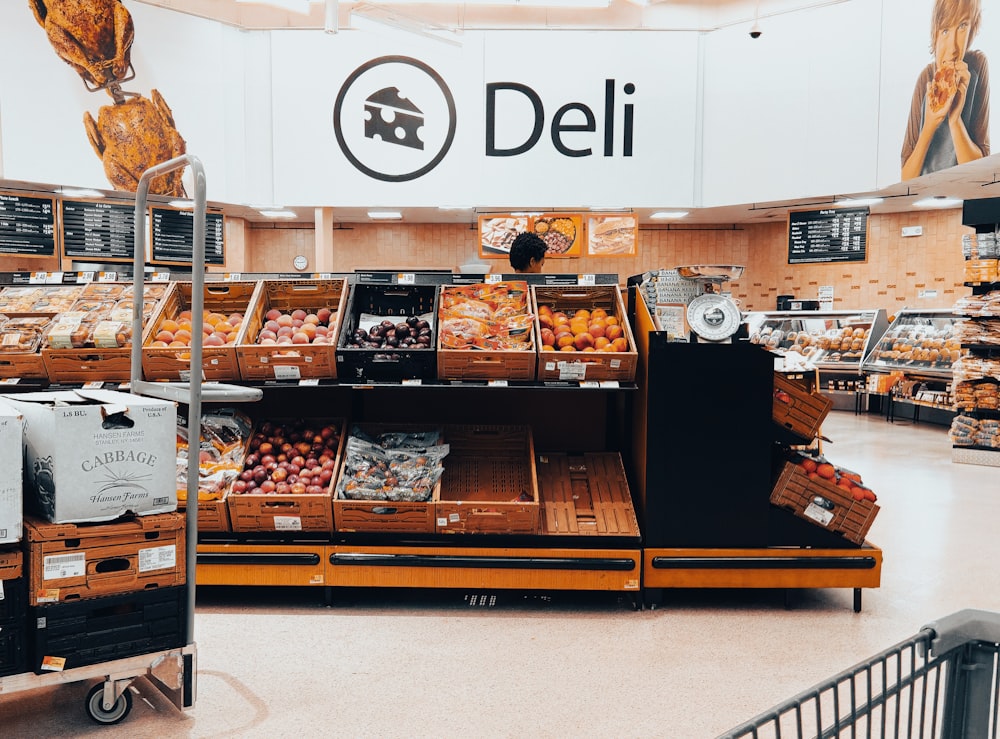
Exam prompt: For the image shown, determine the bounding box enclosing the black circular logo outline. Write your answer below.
[334,55,457,183]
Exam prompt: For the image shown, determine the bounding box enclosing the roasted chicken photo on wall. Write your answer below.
[30,0,188,197]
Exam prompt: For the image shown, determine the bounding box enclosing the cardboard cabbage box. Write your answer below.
[0,401,24,543]
[2,389,177,523]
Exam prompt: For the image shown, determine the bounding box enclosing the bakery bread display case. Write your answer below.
[861,309,961,378]
[861,308,961,424]
[745,309,889,409]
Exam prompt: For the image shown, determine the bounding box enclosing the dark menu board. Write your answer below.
[150,206,225,265]
[0,192,56,257]
[62,200,136,261]
[788,206,868,264]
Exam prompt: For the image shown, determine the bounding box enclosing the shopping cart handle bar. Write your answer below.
[130,381,263,404]
[921,608,1000,657]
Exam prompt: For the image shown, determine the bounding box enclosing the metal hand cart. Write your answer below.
[719,609,1000,739]
[0,155,261,724]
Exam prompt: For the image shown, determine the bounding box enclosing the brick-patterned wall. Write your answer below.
[244,209,972,314]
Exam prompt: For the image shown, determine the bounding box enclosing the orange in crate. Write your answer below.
[770,462,879,545]
[143,281,256,381]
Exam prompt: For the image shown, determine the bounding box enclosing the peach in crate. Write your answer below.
[238,279,348,381]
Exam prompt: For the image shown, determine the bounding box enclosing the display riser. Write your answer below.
[643,544,882,612]
[196,544,642,592]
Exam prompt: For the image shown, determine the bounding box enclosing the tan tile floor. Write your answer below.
[1,411,998,738]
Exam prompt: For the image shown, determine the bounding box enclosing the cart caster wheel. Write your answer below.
[85,683,133,725]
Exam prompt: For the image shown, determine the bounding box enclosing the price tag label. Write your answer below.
[579,381,600,388]
[599,380,620,389]
[273,365,301,381]
[299,378,320,386]
[488,379,508,387]
[76,271,95,283]
[83,381,104,390]
[401,378,422,386]
[47,272,64,285]
[98,271,118,282]
[29,272,46,285]
[151,271,171,282]
[558,363,587,381]
[273,516,303,531]
[224,273,241,282]
[577,274,596,286]
[318,273,334,280]
[0,378,20,385]
[485,273,503,284]
[118,382,131,391]
[396,273,415,285]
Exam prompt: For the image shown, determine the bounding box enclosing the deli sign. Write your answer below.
[335,55,637,182]
[272,30,697,207]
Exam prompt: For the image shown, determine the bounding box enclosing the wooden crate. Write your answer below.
[773,371,833,440]
[533,285,638,382]
[436,425,539,534]
[770,462,879,545]
[24,513,186,605]
[333,423,445,533]
[535,452,640,537]
[177,499,230,533]
[227,416,346,533]
[142,281,256,381]
[40,282,164,384]
[437,282,537,381]
[228,494,333,532]
[237,278,348,381]
[0,350,47,380]
[0,548,22,581]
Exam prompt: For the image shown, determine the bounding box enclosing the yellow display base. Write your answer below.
[643,544,882,611]
[196,543,642,592]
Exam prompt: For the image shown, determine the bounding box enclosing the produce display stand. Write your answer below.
[719,609,1000,738]
[0,155,260,723]
[188,271,644,599]
[628,286,882,612]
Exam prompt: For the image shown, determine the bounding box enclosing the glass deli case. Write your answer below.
[746,309,888,367]
[861,308,962,378]
[745,309,890,409]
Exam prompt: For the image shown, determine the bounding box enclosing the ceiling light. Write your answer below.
[837,197,883,207]
[168,199,192,209]
[650,210,689,219]
[56,187,105,198]
[914,196,963,208]
[517,0,610,7]
[259,210,297,218]
[368,211,403,220]
[590,206,629,211]
[510,211,543,217]
[350,5,462,47]
[438,206,473,210]
[235,0,310,13]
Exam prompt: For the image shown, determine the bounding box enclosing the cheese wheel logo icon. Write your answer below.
[335,56,457,182]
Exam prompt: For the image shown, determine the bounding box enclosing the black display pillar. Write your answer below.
[641,338,775,548]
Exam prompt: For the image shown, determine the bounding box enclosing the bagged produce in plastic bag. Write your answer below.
[337,428,449,502]
[176,408,253,501]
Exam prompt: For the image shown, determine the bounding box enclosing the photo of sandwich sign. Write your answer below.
[586,214,637,257]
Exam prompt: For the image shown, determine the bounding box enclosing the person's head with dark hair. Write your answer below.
[509,232,547,273]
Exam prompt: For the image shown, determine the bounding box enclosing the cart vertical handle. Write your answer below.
[130,154,205,649]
